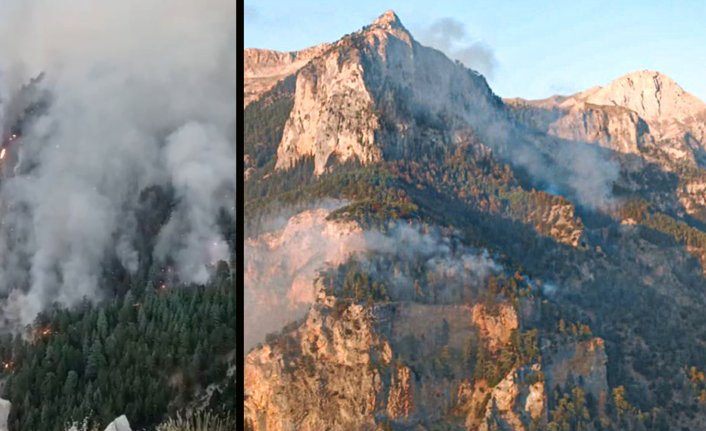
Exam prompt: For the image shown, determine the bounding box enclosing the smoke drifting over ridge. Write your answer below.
[244,204,366,351]
[0,0,236,326]
[244,205,499,352]
[506,132,620,211]
[417,17,497,79]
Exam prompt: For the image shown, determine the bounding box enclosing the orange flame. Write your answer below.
[35,326,52,338]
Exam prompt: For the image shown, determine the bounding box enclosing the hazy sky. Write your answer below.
[244,0,706,101]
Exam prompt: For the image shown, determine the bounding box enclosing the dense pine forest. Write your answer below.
[0,262,235,431]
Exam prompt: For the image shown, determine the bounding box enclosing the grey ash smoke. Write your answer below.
[0,0,236,327]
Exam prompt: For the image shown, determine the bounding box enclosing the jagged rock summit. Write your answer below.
[269,10,501,174]
[367,9,412,41]
[373,9,402,26]
[242,10,411,108]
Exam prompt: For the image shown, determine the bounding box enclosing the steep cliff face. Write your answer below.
[274,43,382,174]
[386,364,415,420]
[244,281,608,431]
[244,44,331,107]
[273,11,504,174]
[507,98,649,155]
[244,300,383,431]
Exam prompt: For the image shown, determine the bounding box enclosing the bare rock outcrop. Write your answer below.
[472,303,518,353]
[244,292,583,431]
[387,364,415,419]
[244,302,383,431]
[507,70,706,170]
[244,44,331,107]
[272,10,502,174]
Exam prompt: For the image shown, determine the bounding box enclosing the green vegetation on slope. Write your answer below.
[0,266,234,431]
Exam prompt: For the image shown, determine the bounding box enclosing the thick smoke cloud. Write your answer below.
[0,0,236,327]
[406,20,617,210]
[552,142,619,210]
[417,18,497,79]
[357,224,499,304]
[154,123,235,284]
[507,133,620,210]
[244,206,499,352]
[244,203,366,351]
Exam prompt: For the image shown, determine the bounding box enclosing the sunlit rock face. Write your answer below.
[244,44,331,107]
[259,10,503,175]
[507,70,706,167]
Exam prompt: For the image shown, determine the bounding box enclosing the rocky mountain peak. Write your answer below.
[579,70,706,123]
[508,69,706,169]
[371,10,404,28]
[271,9,502,174]
[362,9,413,47]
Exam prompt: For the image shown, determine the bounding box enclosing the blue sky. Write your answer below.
[244,1,706,101]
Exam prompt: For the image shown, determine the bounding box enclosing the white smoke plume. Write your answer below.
[541,281,558,297]
[244,203,366,351]
[508,134,620,210]
[355,224,499,303]
[154,122,235,284]
[417,17,497,79]
[244,206,499,352]
[0,0,236,326]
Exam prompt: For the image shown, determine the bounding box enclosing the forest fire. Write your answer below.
[33,326,53,340]
[0,132,20,162]
[2,361,13,371]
